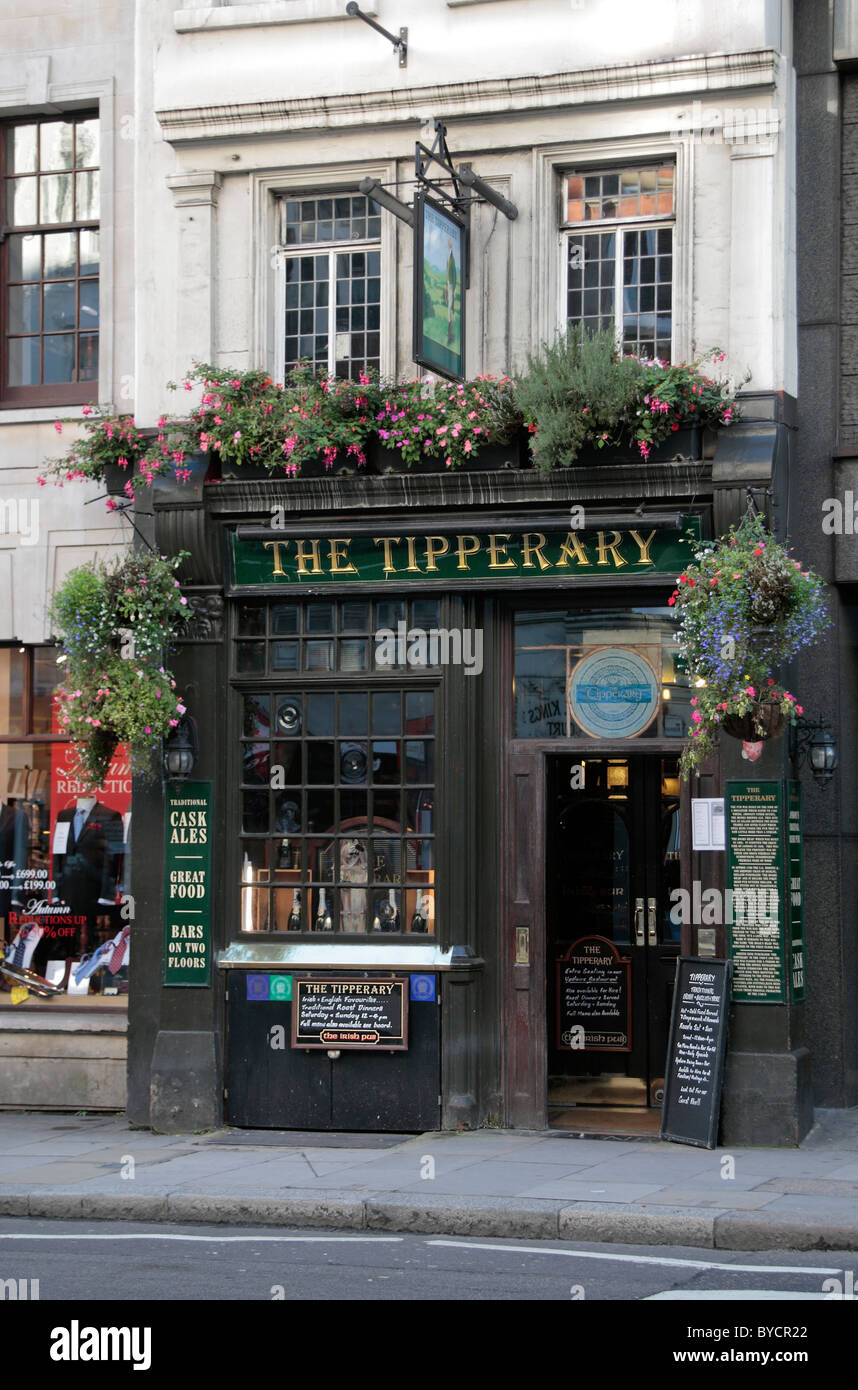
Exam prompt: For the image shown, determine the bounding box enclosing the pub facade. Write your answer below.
[119,0,831,1144]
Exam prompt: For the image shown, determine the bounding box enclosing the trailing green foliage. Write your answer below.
[50,551,191,789]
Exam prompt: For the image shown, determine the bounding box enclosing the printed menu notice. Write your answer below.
[555,936,631,1052]
[162,781,212,986]
[725,781,787,1004]
[661,958,731,1148]
[292,977,408,1050]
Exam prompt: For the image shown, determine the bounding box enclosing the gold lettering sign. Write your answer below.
[244,526,689,585]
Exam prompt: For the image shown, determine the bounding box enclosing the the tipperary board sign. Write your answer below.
[162,781,213,987]
[229,518,701,591]
[725,781,787,1003]
[555,936,632,1052]
[661,957,731,1148]
[292,977,408,1050]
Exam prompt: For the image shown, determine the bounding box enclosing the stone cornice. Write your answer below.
[156,49,779,144]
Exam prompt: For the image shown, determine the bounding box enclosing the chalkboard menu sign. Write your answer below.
[292,977,408,1050]
[726,781,787,1003]
[556,936,631,1052]
[661,958,731,1148]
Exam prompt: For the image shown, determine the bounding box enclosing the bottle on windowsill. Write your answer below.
[315,887,333,933]
[381,888,400,933]
[287,887,302,932]
[409,889,428,934]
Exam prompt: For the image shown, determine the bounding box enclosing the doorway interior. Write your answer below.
[546,754,681,1131]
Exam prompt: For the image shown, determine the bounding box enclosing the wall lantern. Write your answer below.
[163,713,199,783]
[790,713,838,789]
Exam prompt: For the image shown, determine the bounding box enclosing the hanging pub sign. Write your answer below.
[412,192,467,380]
[162,780,213,987]
[292,976,408,1050]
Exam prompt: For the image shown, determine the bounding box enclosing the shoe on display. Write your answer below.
[0,960,63,997]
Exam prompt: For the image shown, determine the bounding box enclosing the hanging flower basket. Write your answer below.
[50,550,192,790]
[670,511,830,778]
[721,701,787,742]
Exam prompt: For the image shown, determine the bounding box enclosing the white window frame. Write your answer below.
[561,214,676,363]
[275,199,381,379]
[249,162,397,385]
[532,138,692,365]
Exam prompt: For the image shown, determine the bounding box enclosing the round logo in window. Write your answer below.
[568,647,659,739]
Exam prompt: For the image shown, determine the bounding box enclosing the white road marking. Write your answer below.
[426,1240,843,1276]
[0,1233,402,1244]
[646,1290,830,1300]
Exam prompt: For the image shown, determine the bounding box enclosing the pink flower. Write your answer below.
[746,686,756,697]
[691,712,702,723]
[54,421,63,434]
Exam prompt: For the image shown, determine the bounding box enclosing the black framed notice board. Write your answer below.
[660,957,732,1148]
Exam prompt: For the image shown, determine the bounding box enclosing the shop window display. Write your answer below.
[0,645,130,1005]
[236,603,436,935]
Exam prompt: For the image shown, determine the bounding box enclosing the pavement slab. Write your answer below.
[1,1107,858,1249]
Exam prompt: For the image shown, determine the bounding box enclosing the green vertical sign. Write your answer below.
[725,781,787,1004]
[163,780,213,987]
[787,780,807,1002]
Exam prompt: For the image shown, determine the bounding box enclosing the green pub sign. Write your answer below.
[726,780,809,1005]
[163,780,213,987]
[229,519,701,591]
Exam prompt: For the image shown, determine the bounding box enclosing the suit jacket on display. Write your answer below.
[52,803,124,918]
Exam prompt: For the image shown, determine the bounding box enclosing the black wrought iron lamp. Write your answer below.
[163,713,199,782]
[789,713,838,789]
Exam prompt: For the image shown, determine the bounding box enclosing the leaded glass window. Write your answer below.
[235,601,437,936]
[563,165,674,362]
[277,195,382,379]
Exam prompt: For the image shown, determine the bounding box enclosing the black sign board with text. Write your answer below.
[555,936,632,1052]
[661,957,731,1149]
[292,976,408,1050]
